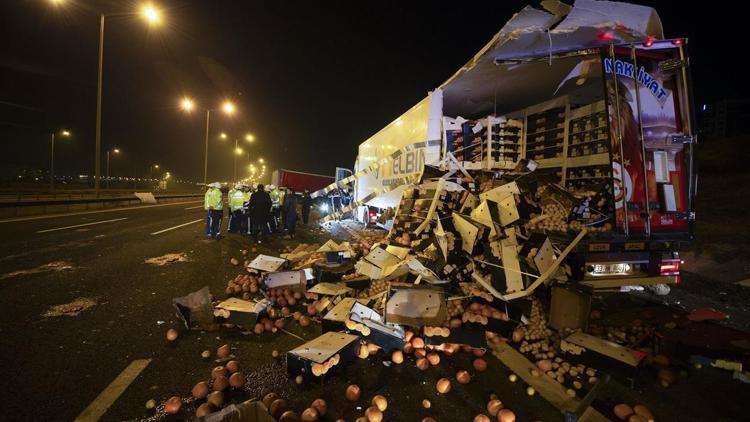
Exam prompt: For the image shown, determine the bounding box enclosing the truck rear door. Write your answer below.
[602,40,695,240]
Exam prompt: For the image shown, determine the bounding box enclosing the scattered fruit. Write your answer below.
[487,399,503,416]
[216,344,232,359]
[436,378,451,394]
[207,391,224,408]
[311,399,328,416]
[346,384,361,401]
[372,395,388,412]
[192,381,209,399]
[164,396,182,415]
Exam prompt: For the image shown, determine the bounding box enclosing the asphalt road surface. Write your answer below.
[0,203,561,422]
[1,203,749,421]
[0,201,234,421]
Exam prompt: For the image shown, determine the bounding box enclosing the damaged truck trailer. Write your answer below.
[334,1,697,302]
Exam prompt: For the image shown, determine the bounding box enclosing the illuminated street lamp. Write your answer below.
[222,101,236,115]
[106,147,121,189]
[150,164,160,180]
[179,97,238,187]
[48,2,165,195]
[50,129,71,190]
[258,157,265,164]
[245,133,255,142]
[180,97,194,112]
[141,4,161,24]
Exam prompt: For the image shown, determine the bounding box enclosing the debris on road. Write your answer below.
[42,297,97,317]
[1,260,75,280]
[145,252,189,266]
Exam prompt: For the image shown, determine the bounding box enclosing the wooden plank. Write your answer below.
[499,228,588,301]
[567,153,610,168]
[414,178,445,235]
[490,343,580,413]
[565,332,646,368]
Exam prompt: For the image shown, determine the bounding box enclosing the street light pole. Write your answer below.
[234,139,239,182]
[204,109,210,188]
[50,132,56,190]
[106,150,110,189]
[94,13,104,196]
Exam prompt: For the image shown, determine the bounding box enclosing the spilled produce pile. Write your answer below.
[152,171,676,421]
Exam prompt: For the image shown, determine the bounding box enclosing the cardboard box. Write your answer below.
[348,302,406,352]
[199,399,275,422]
[263,270,306,293]
[213,297,270,328]
[307,282,352,296]
[322,297,359,332]
[343,275,371,290]
[248,254,287,272]
[423,326,488,349]
[385,286,447,327]
[173,286,217,331]
[549,286,591,331]
[286,332,360,380]
[313,261,356,282]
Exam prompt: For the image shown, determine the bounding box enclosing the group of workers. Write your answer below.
[204,182,313,243]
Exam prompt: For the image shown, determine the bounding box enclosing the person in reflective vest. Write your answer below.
[242,184,253,235]
[204,182,224,239]
[269,185,281,233]
[283,187,299,239]
[227,184,246,233]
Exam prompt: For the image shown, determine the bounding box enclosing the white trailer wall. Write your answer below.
[354,90,443,209]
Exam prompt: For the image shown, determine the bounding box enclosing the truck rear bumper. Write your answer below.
[580,275,678,290]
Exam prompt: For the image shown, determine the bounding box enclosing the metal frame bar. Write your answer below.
[608,44,630,236]
[629,45,652,236]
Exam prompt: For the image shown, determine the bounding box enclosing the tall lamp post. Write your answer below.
[106,148,121,189]
[233,140,244,182]
[50,129,71,190]
[179,98,236,188]
[49,2,163,195]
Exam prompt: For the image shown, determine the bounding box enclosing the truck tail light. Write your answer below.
[643,36,655,48]
[659,259,681,276]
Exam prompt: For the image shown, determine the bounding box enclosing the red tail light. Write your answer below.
[660,260,680,276]
[643,36,655,48]
[672,39,683,46]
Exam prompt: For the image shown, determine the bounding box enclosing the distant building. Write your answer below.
[701,98,750,138]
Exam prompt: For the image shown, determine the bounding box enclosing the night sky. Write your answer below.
[0,1,744,184]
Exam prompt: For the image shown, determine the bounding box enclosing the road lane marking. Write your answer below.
[150,218,203,235]
[0,200,202,224]
[184,204,204,210]
[36,217,128,233]
[74,358,151,422]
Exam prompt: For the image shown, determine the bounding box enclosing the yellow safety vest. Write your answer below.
[204,188,223,210]
[229,189,246,211]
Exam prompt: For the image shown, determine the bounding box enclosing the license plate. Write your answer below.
[589,263,632,276]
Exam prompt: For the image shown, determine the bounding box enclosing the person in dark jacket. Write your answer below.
[283,188,299,239]
[248,184,272,244]
[301,189,312,225]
